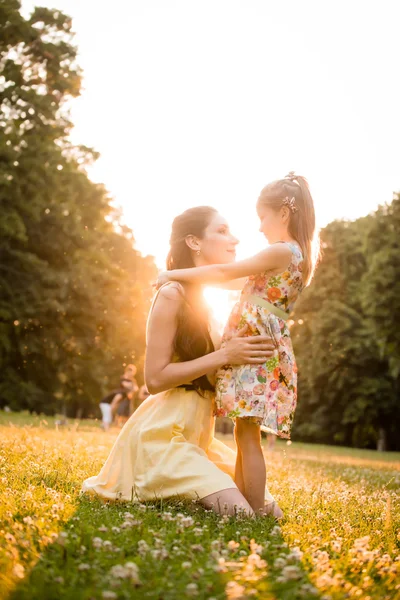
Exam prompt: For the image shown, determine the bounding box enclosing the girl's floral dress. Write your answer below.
[215,242,304,439]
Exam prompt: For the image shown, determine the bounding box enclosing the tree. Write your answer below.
[291,211,400,451]
[0,1,157,416]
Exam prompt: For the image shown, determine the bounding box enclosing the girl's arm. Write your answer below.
[145,283,275,395]
[159,244,292,286]
[211,278,248,291]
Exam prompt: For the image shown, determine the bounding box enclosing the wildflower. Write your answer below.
[180,516,194,528]
[185,582,199,596]
[102,592,117,599]
[250,539,263,555]
[161,512,174,521]
[125,562,141,584]
[228,540,240,551]
[12,564,25,579]
[182,561,192,569]
[281,565,302,580]
[137,540,149,556]
[274,557,287,569]
[78,563,91,571]
[225,581,246,598]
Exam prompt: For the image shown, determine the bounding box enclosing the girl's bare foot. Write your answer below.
[264,501,283,520]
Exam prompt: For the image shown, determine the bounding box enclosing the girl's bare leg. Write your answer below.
[234,425,246,496]
[236,418,266,514]
[200,488,254,516]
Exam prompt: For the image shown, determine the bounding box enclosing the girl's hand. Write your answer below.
[154,271,170,290]
[222,326,275,365]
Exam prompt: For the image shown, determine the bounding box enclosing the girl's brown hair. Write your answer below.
[166,206,218,393]
[257,173,320,285]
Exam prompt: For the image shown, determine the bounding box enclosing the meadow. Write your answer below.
[0,411,399,600]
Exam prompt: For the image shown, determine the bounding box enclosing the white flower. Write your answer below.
[274,557,287,569]
[185,583,199,596]
[161,512,174,521]
[12,564,25,579]
[137,540,149,556]
[182,561,192,569]
[78,563,90,571]
[110,564,128,579]
[102,592,117,599]
[281,565,302,580]
[180,516,194,528]
[228,540,240,551]
[125,562,141,584]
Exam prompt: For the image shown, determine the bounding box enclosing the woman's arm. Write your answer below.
[144,283,275,395]
[158,244,292,286]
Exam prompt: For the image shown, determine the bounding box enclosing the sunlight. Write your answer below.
[203,287,239,330]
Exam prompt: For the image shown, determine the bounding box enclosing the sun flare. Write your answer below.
[203,287,239,331]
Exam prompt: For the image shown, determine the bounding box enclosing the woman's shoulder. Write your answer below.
[157,281,185,302]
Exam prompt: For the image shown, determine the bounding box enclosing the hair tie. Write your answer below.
[285,171,297,182]
[282,196,298,213]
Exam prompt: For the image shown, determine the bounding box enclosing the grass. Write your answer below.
[0,411,399,600]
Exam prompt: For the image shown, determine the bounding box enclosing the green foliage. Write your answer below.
[292,199,400,450]
[0,1,157,416]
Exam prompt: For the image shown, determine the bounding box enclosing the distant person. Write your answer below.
[135,384,150,410]
[117,364,139,423]
[99,386,133,431]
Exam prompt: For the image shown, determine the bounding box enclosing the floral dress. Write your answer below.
[215,242,304,439]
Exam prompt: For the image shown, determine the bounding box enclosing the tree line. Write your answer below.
[292,196,400,450]
[1,2,399,449]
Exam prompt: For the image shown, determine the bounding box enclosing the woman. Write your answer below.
[82,207,279,516]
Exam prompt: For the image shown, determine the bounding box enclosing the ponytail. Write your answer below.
[258,173,320,286]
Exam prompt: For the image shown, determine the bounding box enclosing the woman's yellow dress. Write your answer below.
[82,320,275,504]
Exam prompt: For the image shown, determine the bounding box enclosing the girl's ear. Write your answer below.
[184,234,200,253]
[280,206,290,223]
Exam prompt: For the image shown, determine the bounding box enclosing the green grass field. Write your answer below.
[0,411,399,600]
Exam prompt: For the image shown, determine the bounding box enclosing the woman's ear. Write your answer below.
[184,234,200,253]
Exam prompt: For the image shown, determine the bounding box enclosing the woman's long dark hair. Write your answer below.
[166,206,218,393]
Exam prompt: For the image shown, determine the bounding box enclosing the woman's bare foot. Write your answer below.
[264,501,284,519]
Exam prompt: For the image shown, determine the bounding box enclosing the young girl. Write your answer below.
[158,173,319,515]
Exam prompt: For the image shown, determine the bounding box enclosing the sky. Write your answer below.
[22,0,400,267]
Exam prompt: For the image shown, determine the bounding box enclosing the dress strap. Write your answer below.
[242,294,289,321]
[146,282,185,342]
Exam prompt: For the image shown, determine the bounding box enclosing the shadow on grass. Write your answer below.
[8,495,320,600]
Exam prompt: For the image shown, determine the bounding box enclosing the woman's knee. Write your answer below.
[200,488,254,516]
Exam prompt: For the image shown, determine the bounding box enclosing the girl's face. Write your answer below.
[196,212,239,265]
[257,203,287,243]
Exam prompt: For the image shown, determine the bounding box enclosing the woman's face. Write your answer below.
[197,212,238,265]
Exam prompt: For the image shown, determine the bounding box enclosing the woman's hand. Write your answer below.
[222,325,275,365]
[154,271,170,290]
